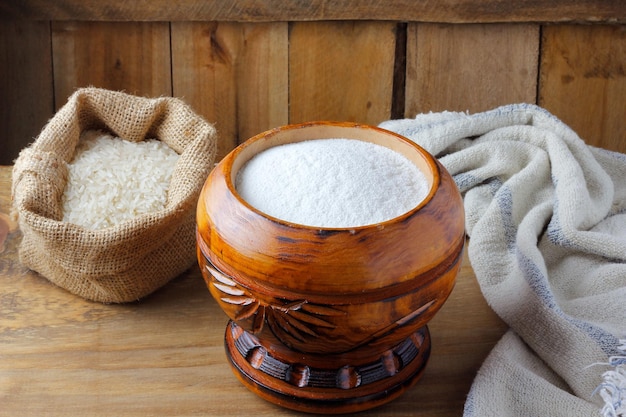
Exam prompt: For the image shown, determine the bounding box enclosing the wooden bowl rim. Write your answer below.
[221,121,441,231]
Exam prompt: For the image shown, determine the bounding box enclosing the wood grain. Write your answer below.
[539,25,626,153]
[405,23,539,115]
[235,23,289,144]
[0,21,54,165]
[0,165,508,416]
[51,21,172,110]
[1,0,625,23]
[289,21,396,125]
[196,122,467,412]
[1,20,623,167]
[171,22,288,160]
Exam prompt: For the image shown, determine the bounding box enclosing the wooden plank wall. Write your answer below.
[1,18,625,165]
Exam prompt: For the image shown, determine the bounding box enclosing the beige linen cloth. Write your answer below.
[381,104,625,417]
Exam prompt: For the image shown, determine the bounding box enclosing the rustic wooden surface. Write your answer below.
[288,21,397,126]
[0,164,508,416]
[0,20,54,165]
[2,0,624,23]
[51,21,173,107]
[170,21,289,160]
[2,16,625,164]
[405,23,539,114]
[539,24,626,152]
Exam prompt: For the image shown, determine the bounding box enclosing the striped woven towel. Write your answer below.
[381,104,626,417]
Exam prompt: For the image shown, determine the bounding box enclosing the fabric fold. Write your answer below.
[380,104,625,417]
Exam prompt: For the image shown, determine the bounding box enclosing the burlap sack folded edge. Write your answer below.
[11,87,217,303]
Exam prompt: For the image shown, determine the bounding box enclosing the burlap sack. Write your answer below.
[11,87,217,303]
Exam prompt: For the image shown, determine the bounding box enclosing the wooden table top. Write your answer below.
[0,164,507,417]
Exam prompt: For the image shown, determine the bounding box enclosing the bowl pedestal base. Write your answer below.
[224,321,431,414]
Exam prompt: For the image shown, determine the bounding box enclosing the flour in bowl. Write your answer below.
[62,130,179,229]
[235,139,430,228]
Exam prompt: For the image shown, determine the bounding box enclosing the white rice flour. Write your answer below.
[235,138,430,228]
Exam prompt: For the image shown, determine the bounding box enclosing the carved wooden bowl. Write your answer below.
[196,121,465,414]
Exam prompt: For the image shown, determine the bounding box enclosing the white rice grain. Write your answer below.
[62,130,179,229]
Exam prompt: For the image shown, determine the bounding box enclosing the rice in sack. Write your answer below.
[11,87,217,303]
[62,131,179,229]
